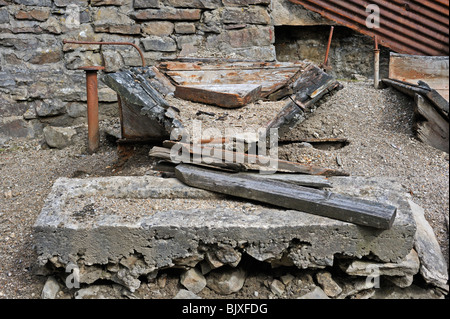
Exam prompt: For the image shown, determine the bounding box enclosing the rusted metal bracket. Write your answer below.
[63,40,146,67]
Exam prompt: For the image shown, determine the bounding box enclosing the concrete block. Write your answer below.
[33,175,416,274]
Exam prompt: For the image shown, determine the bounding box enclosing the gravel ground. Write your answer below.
[0,80,448,299]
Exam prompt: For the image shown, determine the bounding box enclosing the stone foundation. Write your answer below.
[33,174,447,298]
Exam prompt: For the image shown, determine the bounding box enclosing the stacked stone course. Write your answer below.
[1,0,286,139]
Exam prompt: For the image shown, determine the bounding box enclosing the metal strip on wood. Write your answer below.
[289,0,449,56]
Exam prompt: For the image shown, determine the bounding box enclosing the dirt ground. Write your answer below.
[0,80,448,299]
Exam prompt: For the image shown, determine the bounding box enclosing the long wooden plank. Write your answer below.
[175,164,397,229]
[382,78,449,119]
[414,94,449,153]
[174,84,262,108]
[164,68,302,98]
[235,172,332,189]
[162,141,349,176]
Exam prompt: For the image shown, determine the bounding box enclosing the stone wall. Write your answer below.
[275,25,391,79]
[0,0,365,140]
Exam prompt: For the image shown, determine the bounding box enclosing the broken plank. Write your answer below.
[266,65,341,139]
[102,70,183,141]
[174,84,262,108]
[414,94,449,153]
[149,146,245,172]
[382,78,449,120]
[163,68,302,98]
[161,141,349,176]
[389,53,449,102]
[175,164,397,229]
[146,66,177,96]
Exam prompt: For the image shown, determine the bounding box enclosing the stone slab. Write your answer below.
[33,175,416,271]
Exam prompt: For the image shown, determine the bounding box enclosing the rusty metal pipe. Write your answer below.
[64,40,146,152]
[374,36,380,89]
[324,26,334,67]
[63,40,146,67]
[79,66,104,153]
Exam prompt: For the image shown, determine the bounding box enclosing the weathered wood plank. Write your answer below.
[150,146,332,187]
[149,146,245,172]
[164,68,300,98]
[175,164,397,229]
[146,66,176,96]
[414,94,449,153]
[389,53,449,102]
[102,69,183,141]
[174,84,262,108]
[157,142,349,176]
[382,78,449,119]
[235,172,332,189]
[266,64,341,139]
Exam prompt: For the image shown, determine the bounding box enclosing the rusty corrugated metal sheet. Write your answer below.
[288,0,449,56]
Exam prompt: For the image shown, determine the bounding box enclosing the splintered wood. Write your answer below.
[157,59,310,101]
[383,77,449,153]
[384,53,449,153]
[149,142,349,176]
[102,58,342,150]
[157,58,341,138]
[174,84,262,108]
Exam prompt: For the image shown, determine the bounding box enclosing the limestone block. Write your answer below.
[223,6,271,25]
[142,21,175,36]
[166,0,221,9]
[33,176,416,272]
[43,126,77,149]
[131,8,201,21]
[141,36,177,52]
[409,200,449,291]
[206,267,246,295]
[271,0,335,26]
[180,268,207,293]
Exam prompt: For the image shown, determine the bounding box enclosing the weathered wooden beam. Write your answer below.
[150,146,333,187]
[157,60,309,99]
[175,164,397,229]
[149,146,245,172]
[174,84,262,108]
[235,172,332,189]
[266,65,341,139]
[383,78,449,119]
[102,68,183,141]
[414,94,449,153]
[158,59,308,72]
[161,141,349,176]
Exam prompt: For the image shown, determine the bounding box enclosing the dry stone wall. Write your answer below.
[0,0,332,140]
